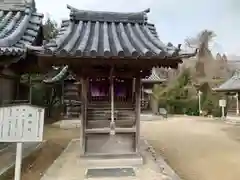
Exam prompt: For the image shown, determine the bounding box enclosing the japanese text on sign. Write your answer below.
[0,105,44,142]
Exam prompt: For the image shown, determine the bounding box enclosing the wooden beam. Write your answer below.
[37,55,180,70]
[0,73,19,80]
[74,67,150,78]
[0,56,21,67]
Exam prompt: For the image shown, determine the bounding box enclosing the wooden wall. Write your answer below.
[63,80,81,118]
[0,68,17,105]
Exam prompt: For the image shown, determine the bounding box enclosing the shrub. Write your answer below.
[159,98,199,115]
[154,68,228,117]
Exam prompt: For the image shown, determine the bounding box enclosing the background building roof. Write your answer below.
[0,0,43,57]
[213,70,240,92]
[142,68,166,83]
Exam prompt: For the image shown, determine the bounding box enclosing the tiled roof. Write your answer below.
[43,65,77,84]
[0,0,35,11]
[37,5,197,59]
[142,68,166,83]
[0,0,43,56]
[213,70,240,92]
[43,66,69,83]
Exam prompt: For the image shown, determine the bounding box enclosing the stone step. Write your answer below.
[225,117,240,125]
[79,154,143,168]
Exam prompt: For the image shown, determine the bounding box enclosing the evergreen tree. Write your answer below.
[43,15,59,42]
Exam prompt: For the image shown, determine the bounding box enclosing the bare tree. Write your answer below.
[185,30,216,78]
[185,29,216,57]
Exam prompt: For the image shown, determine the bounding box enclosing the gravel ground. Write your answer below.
[0,142,41,174]
[141,116,240,180]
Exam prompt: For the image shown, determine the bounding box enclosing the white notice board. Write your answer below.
[0,104,44,142]
[219,99,226,107]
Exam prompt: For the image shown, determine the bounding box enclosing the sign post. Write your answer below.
[235,93,239,115]
[15,142,23,180]
[198,91,202,115]
[219,99,226,119]
[0,104,44,180]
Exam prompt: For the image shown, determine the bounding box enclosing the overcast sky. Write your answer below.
[35,0,240,56]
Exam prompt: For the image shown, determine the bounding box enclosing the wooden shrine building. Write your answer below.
[42,66,165,118]
[141,67,166,111]
[0,0,43,105]
[43,65,82,118]
[213,70,240,115]
[29,5,196,156]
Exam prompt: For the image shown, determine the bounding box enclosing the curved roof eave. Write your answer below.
[29,6,197,60]
[213,70,240,92]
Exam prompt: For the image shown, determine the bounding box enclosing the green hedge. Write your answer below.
[158,94,228,117]
[155,68,229,117]
[158,98,199,116]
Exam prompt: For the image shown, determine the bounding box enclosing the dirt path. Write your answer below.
[141,117,240,180]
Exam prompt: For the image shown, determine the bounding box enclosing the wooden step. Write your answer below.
[87,115,135,119]
[85,127,136,134]
[87,111,135,115]
[86,120,135,129]
[87,116,134,119]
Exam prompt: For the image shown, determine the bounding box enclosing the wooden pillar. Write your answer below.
[135,75,141,152]
[61,80,65,118]
[141,86,144,101]
[61,80,64,106]
[15,77,20,100]
[110,67,115,135]
[132,78,135,103]
[80,77,87,155]
[28,74,32,104]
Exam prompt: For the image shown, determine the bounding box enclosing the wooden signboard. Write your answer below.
[0,104,44,142]
[0,104,44,180]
